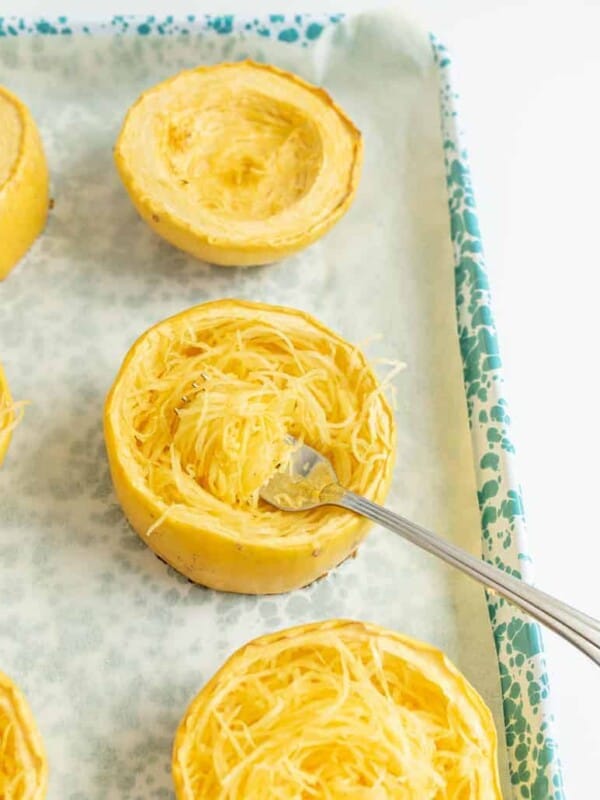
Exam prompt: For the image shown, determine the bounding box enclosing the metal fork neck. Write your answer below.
[335,490,600,667]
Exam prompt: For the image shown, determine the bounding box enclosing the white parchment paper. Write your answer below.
[0,10,510,797]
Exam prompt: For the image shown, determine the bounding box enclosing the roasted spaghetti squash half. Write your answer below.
[0,86,49,281]
[0,671,48,800]
[114,61,362,266]
[104,299,395,594]
[172,620,502,799]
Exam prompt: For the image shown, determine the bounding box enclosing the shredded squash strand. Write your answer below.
[164,91,324,222]
[0,400,26,439]
[0,700,27,799]
[176,624,498,799]
[119,310,394,542]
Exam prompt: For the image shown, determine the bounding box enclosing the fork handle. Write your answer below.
[337,491,600,666]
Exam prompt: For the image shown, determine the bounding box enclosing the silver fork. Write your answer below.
[260,440,600,666]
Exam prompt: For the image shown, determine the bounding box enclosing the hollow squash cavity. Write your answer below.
[115,61,362,266]
[163,92,323,222]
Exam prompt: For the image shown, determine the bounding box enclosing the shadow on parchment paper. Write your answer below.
[48,141,210,278]
[4,376,245,596]
[45,142,283,295]
[80,708,178,799]
[5,385,179,585]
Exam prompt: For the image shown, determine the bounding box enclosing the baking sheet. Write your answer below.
[0,10,511,797]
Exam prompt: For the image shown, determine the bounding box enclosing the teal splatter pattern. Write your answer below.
[432,34,566,800]
[0,14,337,42]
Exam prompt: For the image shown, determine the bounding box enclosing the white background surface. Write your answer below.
[3,0,598,796]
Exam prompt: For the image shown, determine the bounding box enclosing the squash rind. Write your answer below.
[0,86,49,281]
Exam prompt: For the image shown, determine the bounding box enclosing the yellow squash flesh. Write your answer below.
[104,299,395,594]
[172,620,503,799]
[0,671,48,799]
[0,86,49,281]
[0,363,13,465]
[114,61,362,266]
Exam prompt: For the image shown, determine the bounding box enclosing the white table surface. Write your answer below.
[3,0,598,796]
